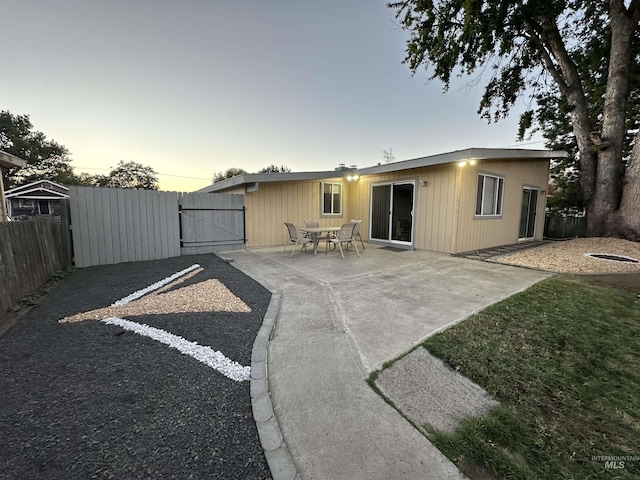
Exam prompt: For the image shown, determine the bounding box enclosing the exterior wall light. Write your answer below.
[420,180,428,187]
[347,174,359,181]
[458,159,477,167]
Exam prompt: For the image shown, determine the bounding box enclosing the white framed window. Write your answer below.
[475,173,504,217]
[322,182,342,215]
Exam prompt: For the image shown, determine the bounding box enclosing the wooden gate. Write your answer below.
[178,192,245,255]
[68,187,245,268]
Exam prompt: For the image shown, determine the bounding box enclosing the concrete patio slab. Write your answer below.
[376,348,500,434]
[221,244,550,480]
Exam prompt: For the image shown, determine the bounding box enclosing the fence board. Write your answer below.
[58,200,73,268]
[147,190,157,260]
[85,188,100,267]
[94,188,108,265]
[100,188,114,265]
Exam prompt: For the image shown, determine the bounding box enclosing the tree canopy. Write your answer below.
[0,111,75,188]
[95,161,159,190]
[258,164,292,173]
[212,165,293,183]
[212,168,248,183]
[390,0,640,239]
[1,111,160,190]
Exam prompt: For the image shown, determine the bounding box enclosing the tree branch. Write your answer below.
[514,1,567,93]
[625,0,640,23]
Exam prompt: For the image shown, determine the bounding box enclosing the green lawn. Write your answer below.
[414,276,639,479]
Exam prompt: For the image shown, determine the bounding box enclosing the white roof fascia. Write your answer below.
[0,150,27,168]
[7,195,64,200]
[6,186,70,199]
[5,180,70,195]
[357,148,568,176]
[198,170,351,193]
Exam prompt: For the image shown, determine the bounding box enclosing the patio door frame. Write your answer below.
[519,186,539,241]
[369,180,416,247]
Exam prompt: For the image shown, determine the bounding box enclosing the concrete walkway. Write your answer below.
[221,244,550,480]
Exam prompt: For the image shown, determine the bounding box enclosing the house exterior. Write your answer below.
[5,180,70,220]
[199,148,567,254]
[0,151,27,222]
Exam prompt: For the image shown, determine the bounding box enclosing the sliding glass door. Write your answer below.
[519,187,539,240]
[370,182,415,244]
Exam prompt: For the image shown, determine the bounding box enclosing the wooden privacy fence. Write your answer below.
[68,186,245,268]
[69,186,180,268]
[0,216,73,318]
[544,215,587,239]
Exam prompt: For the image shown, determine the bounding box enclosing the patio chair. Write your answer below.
[350,219,365,250]
[283,222,313,257]
[326,222,359,259]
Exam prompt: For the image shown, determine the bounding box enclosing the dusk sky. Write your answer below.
[1,0,544,192]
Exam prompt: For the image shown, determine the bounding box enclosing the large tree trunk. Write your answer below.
[585,0,639,237]
[588,149,625,237]
[617,132,640,240]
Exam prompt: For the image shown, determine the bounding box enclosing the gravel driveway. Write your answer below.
[0,254,271,479]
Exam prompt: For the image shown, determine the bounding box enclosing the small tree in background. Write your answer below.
[258,164,291,173]
[97,161,159,190]
[383,148,395,164]
[212,168,247,183]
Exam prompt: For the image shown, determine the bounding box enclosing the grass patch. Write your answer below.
[421,275,640,479]
[13,268,75,309]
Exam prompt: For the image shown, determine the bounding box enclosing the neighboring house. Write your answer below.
[0,151,28,222]
[199,148,567,254]
[5,180,70,220]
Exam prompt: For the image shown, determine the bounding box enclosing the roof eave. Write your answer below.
[0,150,27,169]
[196,148,568,192]
[5,180,70,195]
[6,186,70,199]
[357,148,568,176]
[198,170,353,193]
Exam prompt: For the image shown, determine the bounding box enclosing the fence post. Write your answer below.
[59,199,73,269]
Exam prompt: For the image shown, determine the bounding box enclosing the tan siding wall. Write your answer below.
[454,159,549,253]
[346,165,458,252]
[244,177,348,248]
[344,176,368,237]
[420,165,458,252]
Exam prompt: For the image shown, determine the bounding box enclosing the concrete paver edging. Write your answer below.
[250,292,301,480]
